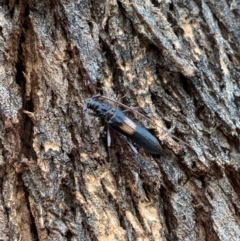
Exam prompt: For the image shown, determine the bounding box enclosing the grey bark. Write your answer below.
[0,0,240,240]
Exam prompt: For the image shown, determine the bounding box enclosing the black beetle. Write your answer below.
[86,98,162,154]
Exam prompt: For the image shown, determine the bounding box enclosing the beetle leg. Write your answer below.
[107,126,111,147]
[125,139,138,154]
[87,112,99,117]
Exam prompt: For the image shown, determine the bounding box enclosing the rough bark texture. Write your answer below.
[1,0,240,240]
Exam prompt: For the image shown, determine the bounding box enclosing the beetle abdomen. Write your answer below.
[108,109,162,154]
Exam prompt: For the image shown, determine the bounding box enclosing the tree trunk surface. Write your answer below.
[1,0,240,240]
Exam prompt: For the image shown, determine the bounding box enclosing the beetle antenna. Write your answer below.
[93,94,193,150]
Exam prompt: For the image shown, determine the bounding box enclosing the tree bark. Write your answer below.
[1,0,240,240]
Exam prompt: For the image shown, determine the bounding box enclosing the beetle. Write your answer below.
[86,98,162,154]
